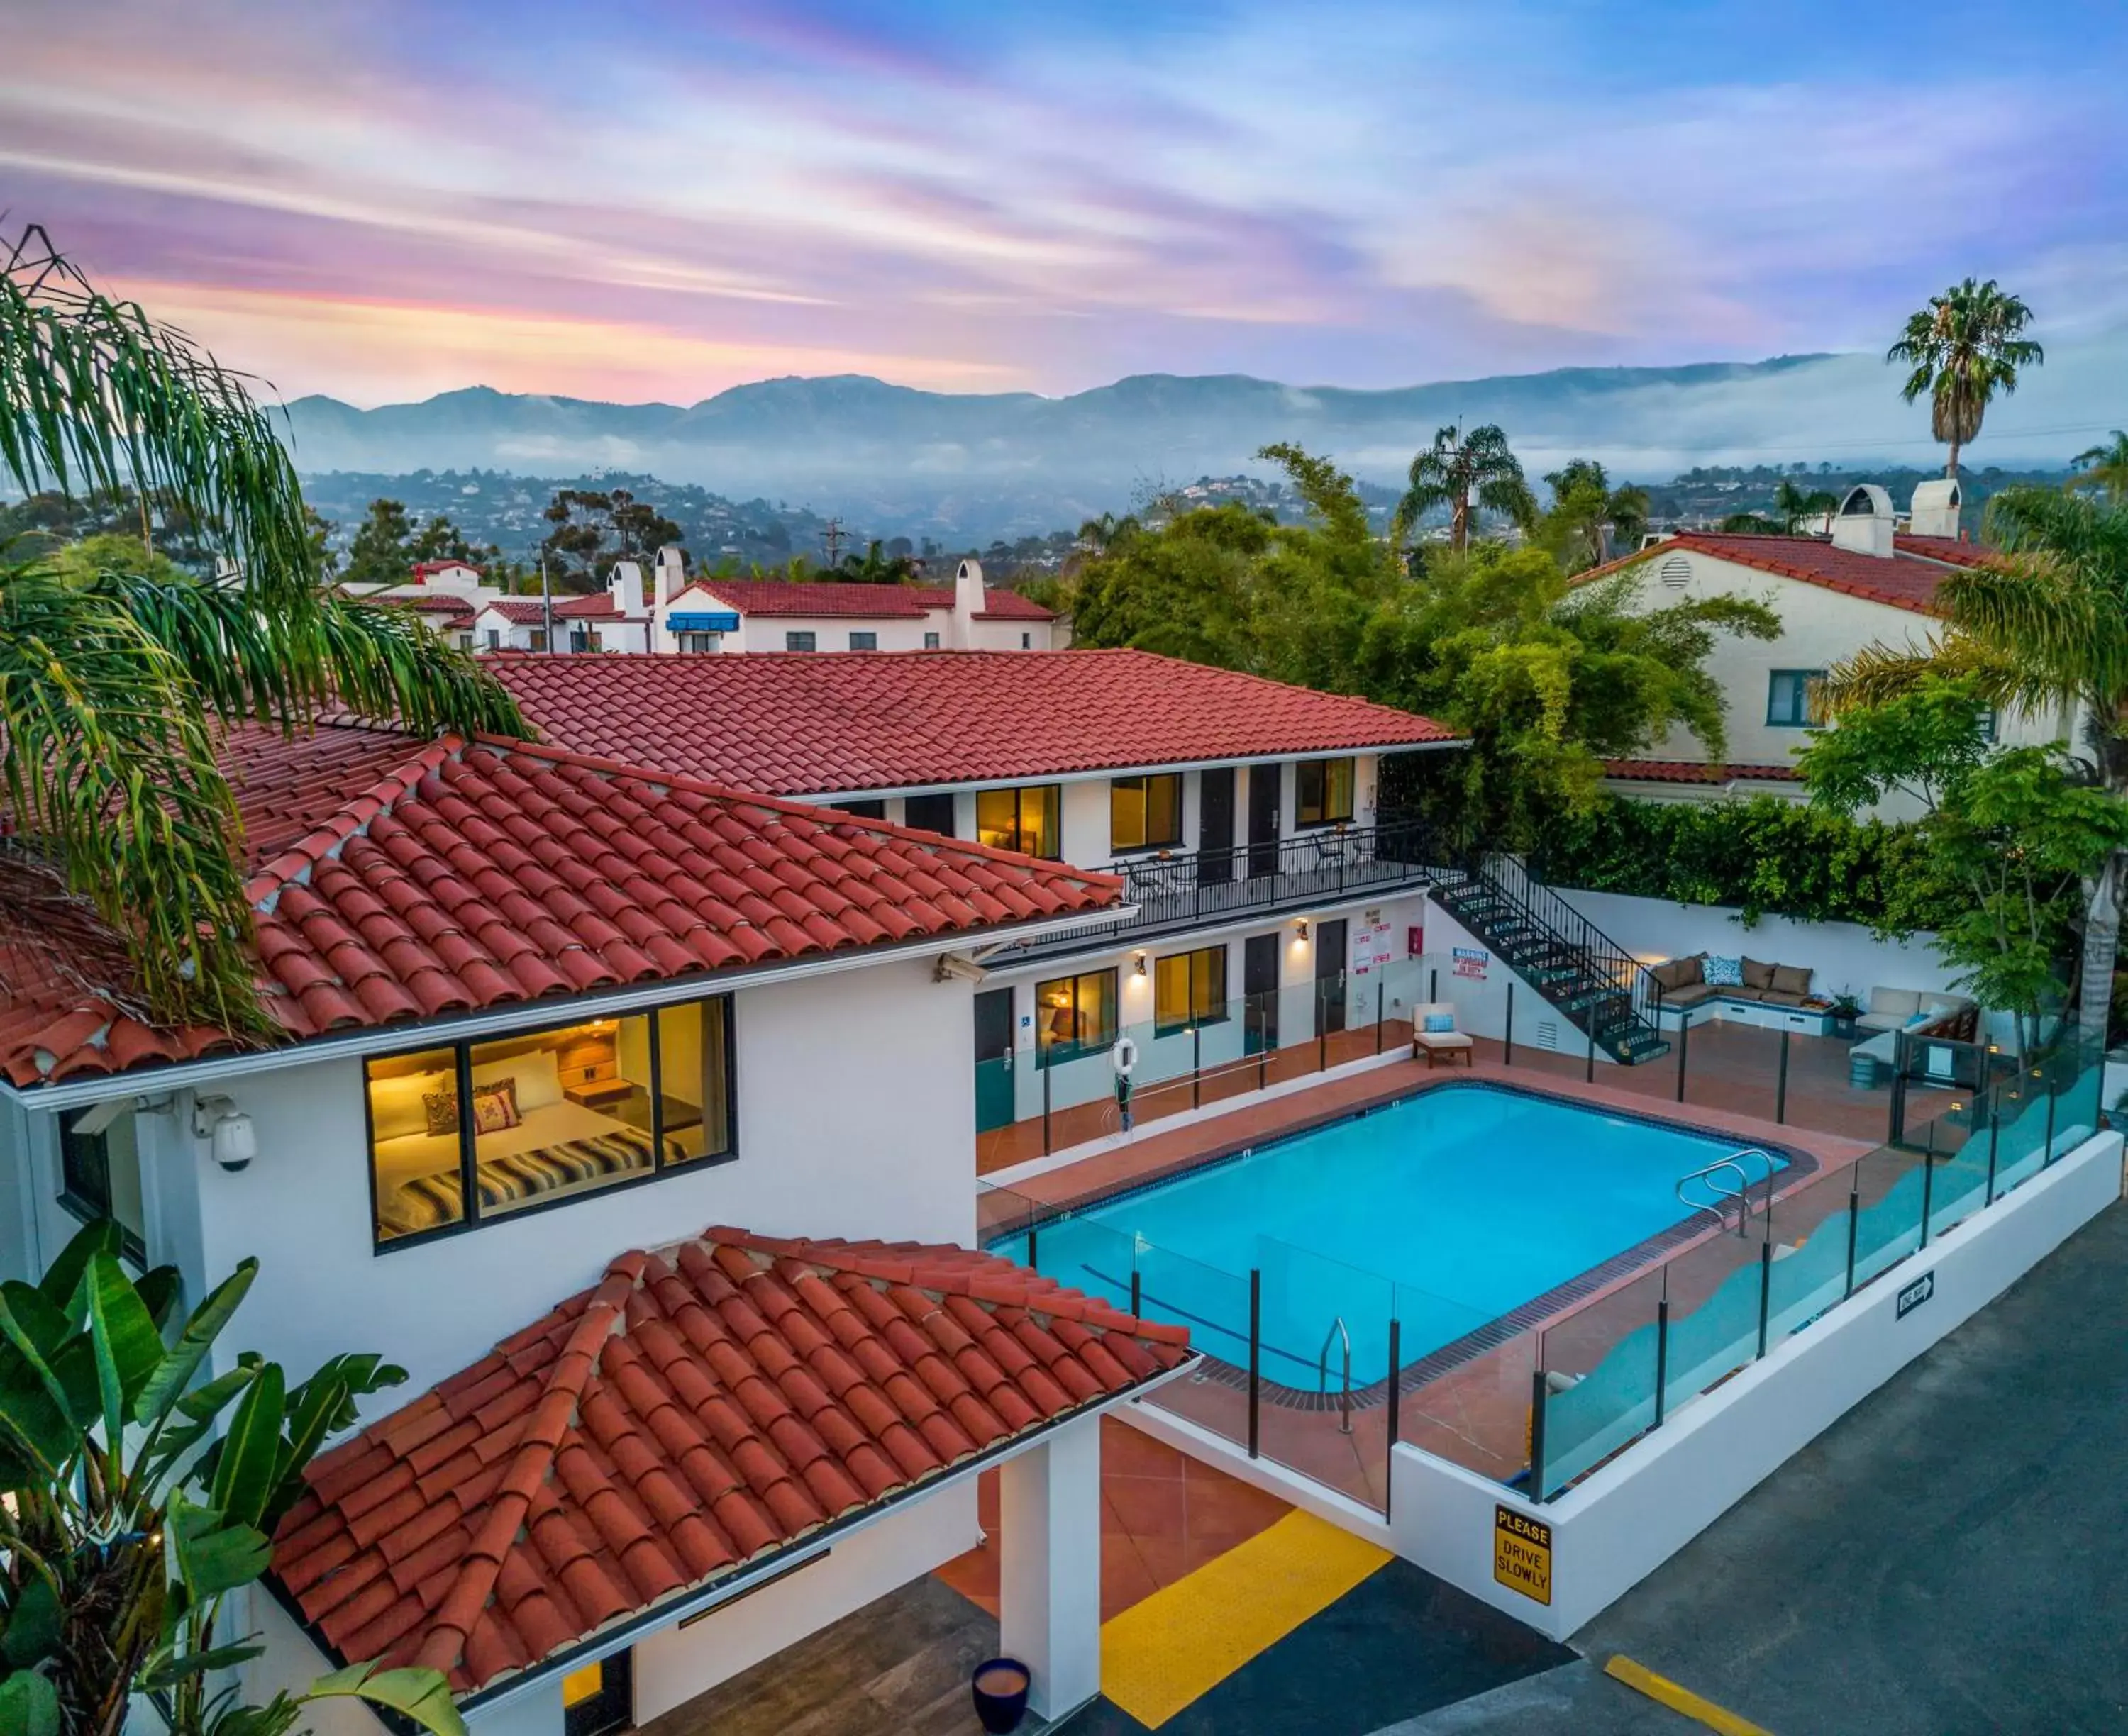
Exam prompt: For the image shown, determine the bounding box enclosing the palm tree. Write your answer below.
[1392,424,1536,556]
[2071,430,2128,506]
[0,226,520,1033]
[1887,278,2044,479]
[836,539,916,584]
[1719,477,1839,537]
[1821,486,2128,1040]
[1540,457,1651,569]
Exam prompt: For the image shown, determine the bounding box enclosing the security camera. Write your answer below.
[933,953,989,984]
[192,1095,258,1172]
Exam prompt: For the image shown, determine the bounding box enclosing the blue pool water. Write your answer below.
[993,1083,1782,1388]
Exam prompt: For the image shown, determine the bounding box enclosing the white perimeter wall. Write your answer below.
[1390,1129,2124,1642]
[82,956,979,1407]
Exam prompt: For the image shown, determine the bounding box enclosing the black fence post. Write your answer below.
[1377,980,1386,1056]
[1889,1033,1908,1147]
[1844,1182,1860,1297]
[1756,1238,1773,1359]
[1528,1369,1548,1502]
[1775,1031,1790,1125]
[1504,981,1515,1067]
[1042,1063,1053,1155]
[1130,1262,1142,1318]
[1247,1268,1262,1459]
[1429,966,1439,1003]
[1385,1316,1402,1522]
[1027,1223,1038,1271]
[1192,1023,1202,1109]
[1675,1014,1690,1104]
[1919,1123,1937,1250]
[1653,1292,1670,1428]
[1984,1089,2003,1206]
[2044,1069,2058,1167]
[1585,1020,1596,1084]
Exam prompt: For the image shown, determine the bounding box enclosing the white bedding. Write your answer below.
[372,1100,643,1196]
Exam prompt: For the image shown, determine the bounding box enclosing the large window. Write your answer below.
[1766,669,1824,728]
[785,631,817,652]
[849,630,878,651]
[1111,774,1182,854]
[365,997,733,1249]
[1035,969,1116,1067]
[1295,757,1355,828]
[976,785,1061,859]
[59,1106,145,1263]
[1155,946,1228,1036]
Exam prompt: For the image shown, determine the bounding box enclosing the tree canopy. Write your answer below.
[1887,277,2043,477]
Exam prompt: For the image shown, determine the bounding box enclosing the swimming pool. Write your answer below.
[991,1083,1785,1389]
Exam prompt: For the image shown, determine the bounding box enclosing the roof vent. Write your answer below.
[1658,554,1691,589]
[1828,484,1895,559]
[1908,478,1961,539]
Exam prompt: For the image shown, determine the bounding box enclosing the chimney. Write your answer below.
[611,560,645,617]
[1827,484,1895,558]
[655,543,687,606]
[1908,478,1962,539]
[951,557,984,648]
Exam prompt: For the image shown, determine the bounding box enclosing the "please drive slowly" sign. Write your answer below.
[1493,1503,1553,1606]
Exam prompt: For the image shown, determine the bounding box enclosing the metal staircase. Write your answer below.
[1387,816,1671,1064]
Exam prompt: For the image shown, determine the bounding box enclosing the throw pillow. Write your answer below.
[1702,955,1744,988]
[471,1080,521,1135]
[1770,964,1812,996]
[1423,1012,1456,1034]
[1741,956,1775,991]
[422,1084,459,1138]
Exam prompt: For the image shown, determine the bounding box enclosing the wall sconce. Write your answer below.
[192,1095,257,1173]
[1295,918,1309,942]
[1134,951,1148,976]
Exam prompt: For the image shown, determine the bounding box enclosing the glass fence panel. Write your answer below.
[2049,1044,2106,1164]
[1849,1143,1927,1291]
[1764,1183,1856,1342]
[1133,1242,1259,1459]
[1248,1238,1399,1513]
[1659,1228,1768,1418]
[1986,1063,2057,1197]
[1536,1267,1665,1499]
[1395,1298,1536,1489]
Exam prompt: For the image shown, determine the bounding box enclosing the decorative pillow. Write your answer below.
[1702,955,1744,988]
[471,1080,521,1135]
[422,1084,459,1138]
[1770,964,1812,996]
[1902,1011,1934,1030]
[1423,1013,1456,1034]
[1741,956,1775,991]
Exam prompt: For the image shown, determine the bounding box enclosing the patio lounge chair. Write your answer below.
[1412,1003,1474,1068]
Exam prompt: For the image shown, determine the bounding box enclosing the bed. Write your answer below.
[368,1048,689,1239]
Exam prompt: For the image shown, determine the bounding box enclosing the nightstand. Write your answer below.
[565,1078,635,1109]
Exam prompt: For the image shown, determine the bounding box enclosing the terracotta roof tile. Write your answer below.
[0,721,1121,1089]
[693,579,1053,621]
[497,649,1458,797]
[272,1228,1191,1697]
[1585,530,2000,614]
[1602,758,1804,784]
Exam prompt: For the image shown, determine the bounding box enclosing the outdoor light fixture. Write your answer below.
[1134,952,1148,976]
[192,1094,257,1172]
[1295,918,1309,942]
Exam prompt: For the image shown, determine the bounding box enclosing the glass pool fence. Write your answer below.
[980,1036,2107,1515]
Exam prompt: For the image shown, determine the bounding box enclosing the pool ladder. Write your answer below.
[1318,1317,1353,1435]
[1675,1148,1778,1239]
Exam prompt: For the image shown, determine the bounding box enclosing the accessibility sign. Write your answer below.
[1493,1503,1553,1606]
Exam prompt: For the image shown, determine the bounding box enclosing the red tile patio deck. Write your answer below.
[932,1415,1292,1622]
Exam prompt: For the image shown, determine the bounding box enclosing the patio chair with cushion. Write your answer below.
[1411,1003,1474,1068]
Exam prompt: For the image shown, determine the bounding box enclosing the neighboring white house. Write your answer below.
[674,559,1059,655]
[350,560,507,651]
[1588,481,2063,816]
[494,649,1467,1145]
[0,719,1190,1733]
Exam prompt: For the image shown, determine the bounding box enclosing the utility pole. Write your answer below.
[538,550,555,653]
[820,518,846,567]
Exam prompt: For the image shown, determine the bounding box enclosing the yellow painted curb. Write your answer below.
[1099,1509,1390,1729]
[1604,1655,1775,1736]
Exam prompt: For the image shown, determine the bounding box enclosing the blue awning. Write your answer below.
[667,611,739,633]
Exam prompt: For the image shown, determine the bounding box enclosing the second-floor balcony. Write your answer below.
[987,816,1443,963]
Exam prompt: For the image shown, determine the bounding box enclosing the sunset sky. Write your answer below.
[6,0,2126,408]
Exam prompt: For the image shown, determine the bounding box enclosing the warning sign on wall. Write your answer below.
[1493,1503,1553,1606]
[1452,946,1490,981]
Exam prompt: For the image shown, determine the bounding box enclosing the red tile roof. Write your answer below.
[551,593,639,621]
[475,600,553,626]
[365,594,476,621]
[413,560,484,580]
[695,579,1053,622]
[497,650,1460,797]
[272,1228,1191,1697]
[1602,758,1802,784]
[0,723,1121,1087]
[1590,531,1999,613]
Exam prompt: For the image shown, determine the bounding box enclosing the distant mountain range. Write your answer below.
[284,342,2128,541]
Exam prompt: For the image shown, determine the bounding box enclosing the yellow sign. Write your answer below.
[1493,1503,1553,1606]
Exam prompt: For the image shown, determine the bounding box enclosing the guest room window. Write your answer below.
[1110,774,1182,853]
[1035,969,1116,1067]
[1766,669,1824,727]
[364,997,736,1250]
[904,792,956,836]
[785,631,817,652]
[849,631,878,650]
[924,631,941,649]
[976,786,1061,859]
[58,1106,147,1264]
[1155,946,1227,1036]
[1295,757,1354,827]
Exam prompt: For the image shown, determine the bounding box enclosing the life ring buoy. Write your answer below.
[1110,1035,1139,1076]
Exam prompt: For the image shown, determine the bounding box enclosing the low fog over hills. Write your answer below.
[283,342,2128,542]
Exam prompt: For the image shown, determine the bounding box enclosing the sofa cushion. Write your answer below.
[1919,991,1971,1016]
[1855,1011,1906,1033]
[1649,957,1705,991]
[1770,963,1812,996]
[1760,989,1807,1006]
[1664,982,1718,1008]
[1724,986,1766,1002]
[1702,955,1744,989]
[1741,956,1776,991]
[1868,986,1922,1018]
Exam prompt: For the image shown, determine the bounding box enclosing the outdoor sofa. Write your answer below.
[1646,952,1817,1011]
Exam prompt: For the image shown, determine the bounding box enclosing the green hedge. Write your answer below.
[1533,796,1964,934]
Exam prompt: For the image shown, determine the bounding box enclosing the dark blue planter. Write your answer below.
[971,1657,1031,1732]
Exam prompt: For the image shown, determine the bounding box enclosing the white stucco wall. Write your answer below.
[87,957,980,1405]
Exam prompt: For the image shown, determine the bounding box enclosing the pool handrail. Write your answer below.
[1675,1147,1778,1238]
[1317,1315,1354,1435]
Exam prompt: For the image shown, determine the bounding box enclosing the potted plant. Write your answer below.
[1828,991,1863,1040]
[971,1657,1032,1733]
